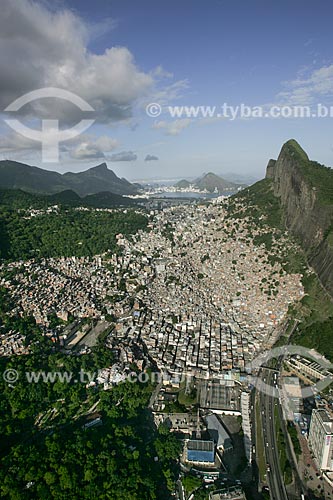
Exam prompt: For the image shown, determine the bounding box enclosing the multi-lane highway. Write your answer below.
[259,367,289,500]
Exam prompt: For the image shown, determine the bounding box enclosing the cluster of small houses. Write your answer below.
[0,197,310,499]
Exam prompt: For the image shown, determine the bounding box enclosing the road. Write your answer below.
[148,381,162,409]
[260,367,289,500]
[176,479,185,500]
[258,319,308,500]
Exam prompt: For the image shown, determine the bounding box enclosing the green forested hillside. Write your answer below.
[233,161,333,359]
[0,208,148,260]
[0,346,180,499]
[0,188,136,210]
[0,287,180,500]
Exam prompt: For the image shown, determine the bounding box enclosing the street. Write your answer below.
[260,367,289,500]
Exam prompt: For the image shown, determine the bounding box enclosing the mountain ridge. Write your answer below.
[265,139,333,296]
[0,160,139,197]
[175,172,245,193]
[0,187,136,209]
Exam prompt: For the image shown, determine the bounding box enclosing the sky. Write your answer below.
[0,0,333,180]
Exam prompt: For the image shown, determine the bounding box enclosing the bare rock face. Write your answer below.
[266,139,333,296]
[265,159,276,179]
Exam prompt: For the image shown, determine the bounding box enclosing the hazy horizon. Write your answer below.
[1,0,332,180]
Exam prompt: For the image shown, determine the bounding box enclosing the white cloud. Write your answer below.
[109,151,137,162]
[0,127,120,163]
[150,65,174,79]
[94,136,119,152]
[148,80,190,107]
[0,130,38,153]
[153,119,192,136]
[144,154,159,161]
[277,64,333,105]
[0,0,153,123]
[0,0,193,163]
[71,136,119,160]
[71,143,104,160]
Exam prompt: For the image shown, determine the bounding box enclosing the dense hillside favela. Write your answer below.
[1,139,333,500]
[2,2,333,499]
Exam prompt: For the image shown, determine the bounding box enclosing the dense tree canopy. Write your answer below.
[0,344,180,499]
[0,198,179,499]
[0,208,148,260]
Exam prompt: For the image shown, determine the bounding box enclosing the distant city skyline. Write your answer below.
[1,0,333,180]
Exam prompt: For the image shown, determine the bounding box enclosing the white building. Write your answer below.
[286,355,332,383]
[282,376,303,421]
[308,409,333,471]
[240,392,252,462]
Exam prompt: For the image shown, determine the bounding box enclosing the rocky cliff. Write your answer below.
[266,139,333,296]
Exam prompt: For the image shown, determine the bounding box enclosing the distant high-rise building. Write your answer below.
[308,409,333,471]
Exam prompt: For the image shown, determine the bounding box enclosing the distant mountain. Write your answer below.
[0,160,139,196]
[194,172,243,193]
[0,160,69,194]
[62,163,138,196]
[175,179,191,189]
[173,173,245,193]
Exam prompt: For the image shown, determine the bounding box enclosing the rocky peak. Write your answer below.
[266,139,333,296]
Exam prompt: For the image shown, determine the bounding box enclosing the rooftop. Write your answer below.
[206,414,233,451]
